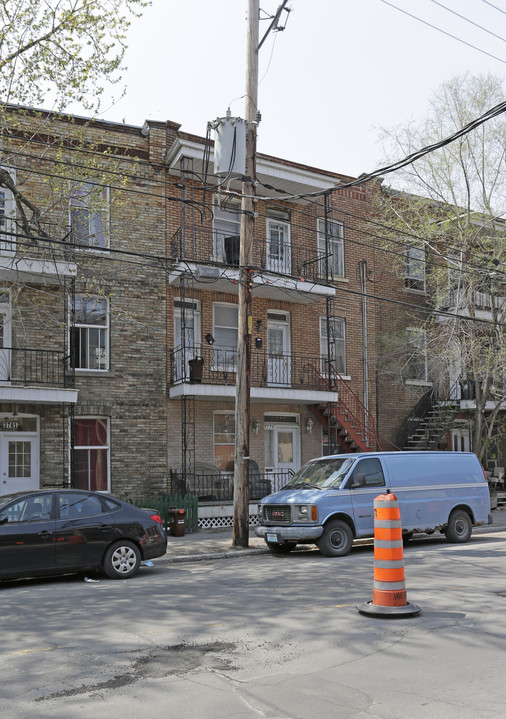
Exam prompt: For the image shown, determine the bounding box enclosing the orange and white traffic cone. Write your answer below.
[357,490,420,617]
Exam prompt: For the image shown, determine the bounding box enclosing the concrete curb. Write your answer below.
[154,523,506,565]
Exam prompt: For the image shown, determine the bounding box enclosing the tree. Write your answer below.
[0,0,148,237]
[378,73,506,460]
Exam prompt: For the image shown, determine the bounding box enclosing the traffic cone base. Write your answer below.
[357,600,421,617]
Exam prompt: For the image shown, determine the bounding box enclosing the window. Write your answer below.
[213,196,241,264]
[213,412,235,471]
[405,244,426,291]
[71,295,109,371]
[317,218,344,278]
[405,327,428,382]
[58,492,103,519]
[320,316,346,375]
[70,182,109,248]
[72,418,109,491]
[349,458,385,488]
[213,303,238,370]
[4,494,52,523]
[0,169,16,256]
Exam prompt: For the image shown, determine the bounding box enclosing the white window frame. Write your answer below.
[405,244,426,292]
[72,416,110,492]
[0,168,16,256]
[213,302,238,371]
[320,316,346,376]
[69,182,110,249]
[405,327,428,382]
[317,218,344,278]
[70,294,110,372]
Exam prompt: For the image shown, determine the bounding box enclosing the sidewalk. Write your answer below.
[153,506,506,565]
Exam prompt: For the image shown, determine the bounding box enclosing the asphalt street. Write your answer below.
[2,527,506,719]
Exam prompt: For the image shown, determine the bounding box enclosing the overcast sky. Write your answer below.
[95,0,506,179]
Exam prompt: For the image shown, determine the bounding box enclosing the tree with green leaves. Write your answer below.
[378,73,506,461]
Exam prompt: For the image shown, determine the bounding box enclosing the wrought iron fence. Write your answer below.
[170,469,293,503]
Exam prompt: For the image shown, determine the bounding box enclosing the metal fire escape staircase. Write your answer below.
[310,366,399,453]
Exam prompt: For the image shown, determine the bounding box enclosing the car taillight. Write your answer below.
[150,513,163,524]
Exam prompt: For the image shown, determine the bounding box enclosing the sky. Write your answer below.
[94,0,506,179]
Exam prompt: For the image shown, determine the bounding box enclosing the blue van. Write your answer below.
[255,451,493,556]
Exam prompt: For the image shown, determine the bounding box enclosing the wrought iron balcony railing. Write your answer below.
[170,344,337,392]
[0,348,73,388]
[171,227,332,284]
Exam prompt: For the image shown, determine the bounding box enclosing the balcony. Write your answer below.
[0,348,78,404]
[169,345,337,403]
[169,227,335,303]
[0,229,77,284]
[437,289,505,321]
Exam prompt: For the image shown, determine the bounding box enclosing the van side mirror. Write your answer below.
[351,474,366,488]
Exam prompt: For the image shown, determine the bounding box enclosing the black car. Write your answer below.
[0,489,168,581]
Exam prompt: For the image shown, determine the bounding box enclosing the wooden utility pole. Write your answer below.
[232,0,259,547]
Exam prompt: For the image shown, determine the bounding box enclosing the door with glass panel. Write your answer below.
[174,300,201,381]
[1,434,39,495]
[267,219,291,274]
[264,421,300,492]
[267,312,290,386]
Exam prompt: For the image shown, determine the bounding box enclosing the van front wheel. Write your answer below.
[445,510,472,543]
[317,520,353,557]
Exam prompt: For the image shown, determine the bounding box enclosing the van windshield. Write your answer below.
[283,457,356,490]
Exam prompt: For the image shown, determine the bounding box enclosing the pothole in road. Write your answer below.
[136,641,238,678]
[36,642,238,701]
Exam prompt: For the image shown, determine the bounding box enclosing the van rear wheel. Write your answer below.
[445,510,472,543]
[317,520,353,557]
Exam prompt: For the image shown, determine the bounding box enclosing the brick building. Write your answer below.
[0,107,169,497]
[2,105,502,515]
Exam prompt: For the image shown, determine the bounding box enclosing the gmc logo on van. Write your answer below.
[272,511,283,517]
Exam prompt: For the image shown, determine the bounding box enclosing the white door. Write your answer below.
[267,314,290,386]
[0,297,11,382]
[267,220,291,274]
[0,434,40,495]
[265,424,300,491]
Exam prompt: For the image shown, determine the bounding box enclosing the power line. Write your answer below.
[378,0,506,64]
[481,0,506,16]
[429,0,506,43]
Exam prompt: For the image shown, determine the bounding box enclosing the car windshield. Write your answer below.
[283,457,356,489]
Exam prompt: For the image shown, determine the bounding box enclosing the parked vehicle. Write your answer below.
[0,489,167,580]
[255,451,492,556]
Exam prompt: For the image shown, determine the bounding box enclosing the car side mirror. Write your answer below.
[0,514,8,525]
[351,474,366,488]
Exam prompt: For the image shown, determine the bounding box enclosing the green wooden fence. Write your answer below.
[127,493,198,533]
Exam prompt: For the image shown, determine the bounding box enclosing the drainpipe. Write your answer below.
[359,260,369,432]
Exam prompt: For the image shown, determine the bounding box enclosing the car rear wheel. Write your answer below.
[103,540,141,579]
[266,541,296,554]
[317,520,353,557]
[444,510,472,543]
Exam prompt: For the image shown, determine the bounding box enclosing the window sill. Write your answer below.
[405,379,432,387]
[404,287,426,296]
[72,370,115,378]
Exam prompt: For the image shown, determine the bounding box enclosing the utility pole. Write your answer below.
[232,0,259,547]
